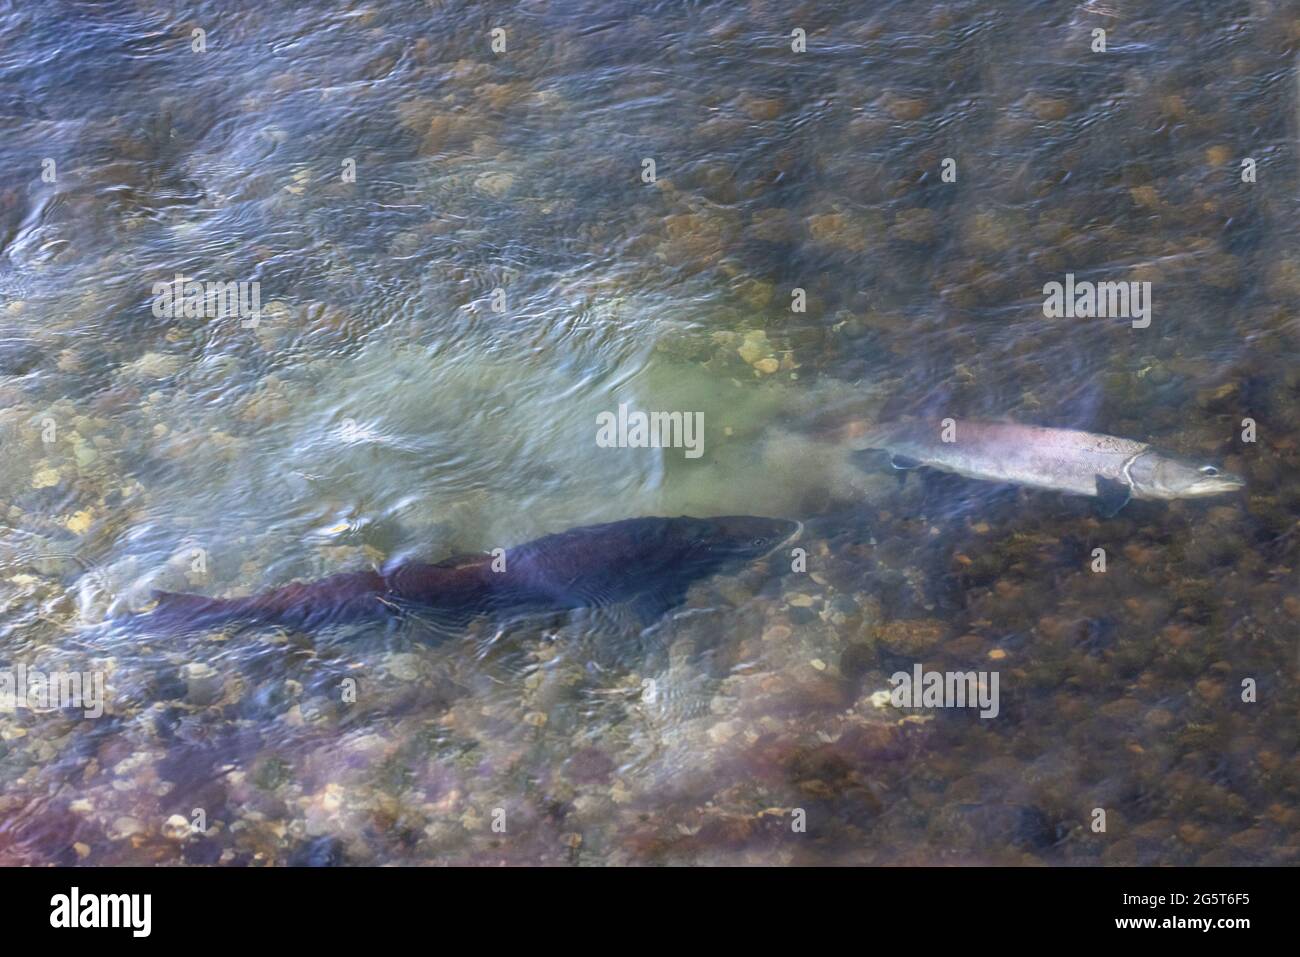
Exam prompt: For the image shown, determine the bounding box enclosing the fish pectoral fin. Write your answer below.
[889,454,923,470]
[1094,476,1132,516]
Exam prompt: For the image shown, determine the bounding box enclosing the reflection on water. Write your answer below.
[0,0,1297,864]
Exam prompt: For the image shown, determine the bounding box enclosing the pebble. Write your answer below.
[73,441,98,467]
[883,95,929,120]
[182,662,223,705]
[1205,145,1232,165]
[124,352,183,379]
[875,618,948,654]
[736,330,772,366]
[738,95,784,121]
[708,720,740,744]
[762,624,792,642]
[112,816,144,839]
[64,510,95,535]
[1026,95,1071,121]
[162,814,192,841]
[386,653,422,681]
[474,171,515,197]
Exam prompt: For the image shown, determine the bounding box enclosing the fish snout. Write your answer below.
[706,516,803,559]
[1137,453,1247,499]
[1185,467,1246,497]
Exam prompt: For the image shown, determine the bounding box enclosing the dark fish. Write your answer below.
[127,515,802,635]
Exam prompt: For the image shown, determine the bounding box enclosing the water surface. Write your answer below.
[0,0,1297,865]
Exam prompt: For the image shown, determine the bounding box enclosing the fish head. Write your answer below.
[689,515,803,560]
[1130,452,1245,499]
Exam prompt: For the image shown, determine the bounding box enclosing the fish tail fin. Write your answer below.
[781,381,896,450]
[151,589,226,615]
[802,408,891,450]
[122,590,249,635]
[840,421,893,450]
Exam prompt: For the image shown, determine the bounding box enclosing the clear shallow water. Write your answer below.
[0,0,1297,864]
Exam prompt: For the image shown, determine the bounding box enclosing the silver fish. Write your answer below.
[840,419,1244,505]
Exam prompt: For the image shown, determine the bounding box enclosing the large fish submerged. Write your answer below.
[121,515,803,636]
[841,419,1244,507]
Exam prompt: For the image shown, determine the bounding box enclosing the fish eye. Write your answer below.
[1199,466,1219,476]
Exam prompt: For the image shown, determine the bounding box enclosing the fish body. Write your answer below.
[843,419,1243,501]
[130,515,802,635]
